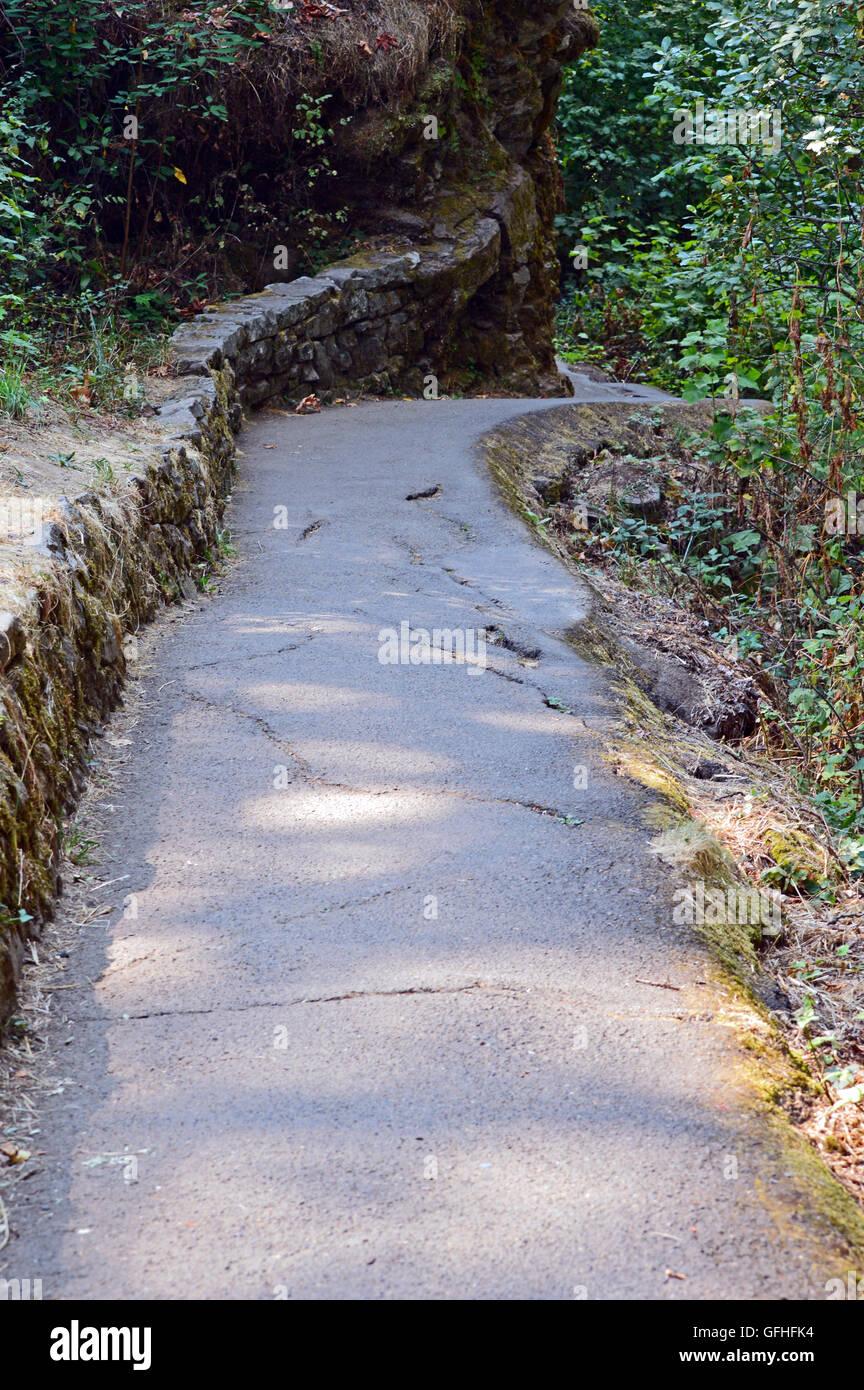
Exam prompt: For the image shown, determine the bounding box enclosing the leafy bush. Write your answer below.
[556,0,864,851]
[0,1,383,400]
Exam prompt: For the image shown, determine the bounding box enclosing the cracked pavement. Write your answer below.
[0,390,847,1300]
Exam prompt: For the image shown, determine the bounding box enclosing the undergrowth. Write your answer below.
[0,0,460,417]
[565,398,864,874]
[556,0,864,873]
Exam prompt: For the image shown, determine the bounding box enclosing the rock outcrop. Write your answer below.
[174,1,598,398]
[329,0,599,394]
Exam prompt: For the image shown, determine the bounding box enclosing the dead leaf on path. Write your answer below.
[69,375,93,406]
[1,1140,32,1165]
[665,1269,687,1280]
[295,394,321,414]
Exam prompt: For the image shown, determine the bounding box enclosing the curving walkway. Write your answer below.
[0,381,846,1299]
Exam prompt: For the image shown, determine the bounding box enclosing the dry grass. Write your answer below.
[0,887,97,1247]
[0,934,66,1226]
[237,0,463,108]
[798,1097,864,1203]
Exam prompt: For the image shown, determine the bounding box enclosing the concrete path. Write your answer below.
[0,385,841,1299]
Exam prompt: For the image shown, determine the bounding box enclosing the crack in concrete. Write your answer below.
[405,485,441,502]
[184,641,306,673]
[487,625,542,662]
[440,565,508,609]
[70,981,498,1023]
[273,884,413,927]
[104,888,425,949]
[481,661,527,689]
[69,984,706,1028]
[171,685,583,824]
[183,689,314,774]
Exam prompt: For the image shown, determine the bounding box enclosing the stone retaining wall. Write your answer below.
[167,207,561,405]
